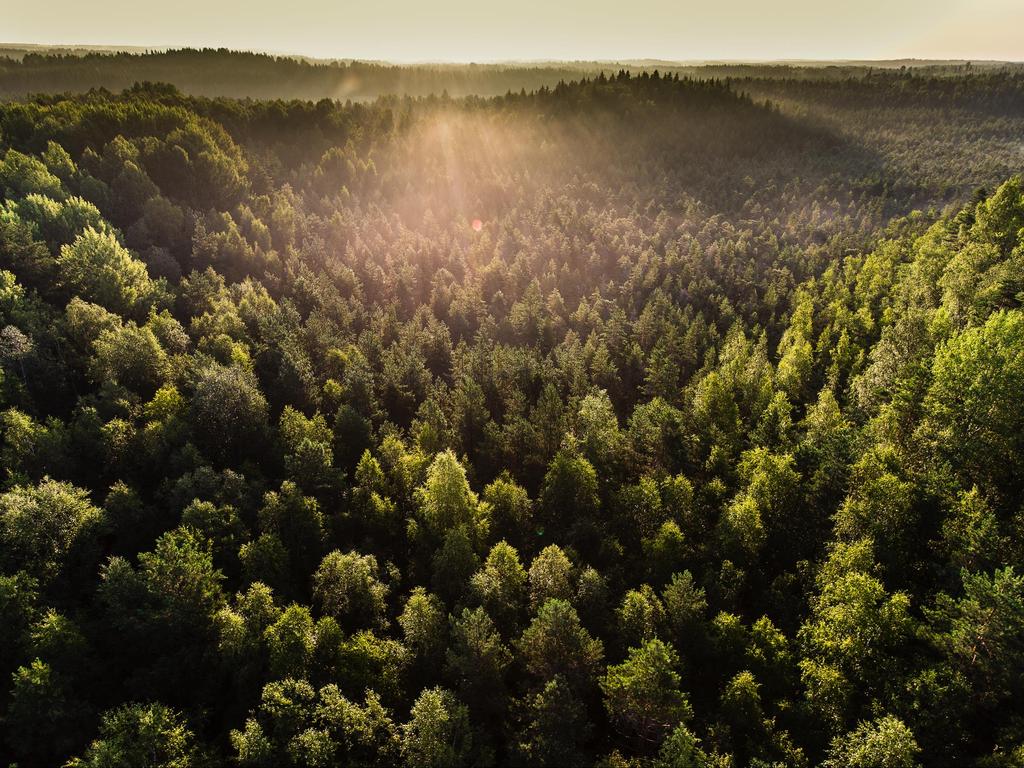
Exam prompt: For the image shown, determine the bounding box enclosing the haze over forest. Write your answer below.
[1,45,1023,100]
[0,19,1023,768]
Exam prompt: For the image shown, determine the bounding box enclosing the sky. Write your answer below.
[6,0,1024,63]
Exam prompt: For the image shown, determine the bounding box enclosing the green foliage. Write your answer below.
[661,571,707,641]
[539,446,600,542]
[255,481,324,592]
[470,540,528,633]
[618,585,665,648]
[416,449,487,541]
[920,310,1024,500]
[657,724,709,767]
[6,657,84,763]
[824,715,921,768]
[265,604,316,679]
[0,478,101,581]
[190,364,269,465]
[57,227,156,315]
[518,599,604,690]
[180,498,246,569]
[68,702,201,768]
[0,569,39,670]
[601,639,691,748]
[399,587,447,664]
[481,473,532,544]
[279,406,335,490]
[927,567,1024,707]
[799,540,913,731]
[431,525,480,605]
[528,544,575,609]
[312,550,389,630]
[400,687,473,768]
[513,675,593,767]
[445,607,512,715]
[98,526,226,701]
[92,320,170,395]
[0,149,64,200]
[0,65,1022,767]
[231,679,400,767]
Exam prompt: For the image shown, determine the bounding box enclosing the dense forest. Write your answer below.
[1,47,1022,100]
[1,63,1023,767]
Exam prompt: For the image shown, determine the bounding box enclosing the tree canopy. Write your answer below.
[0,61,1022,766]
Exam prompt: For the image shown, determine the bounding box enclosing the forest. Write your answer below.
[0,59,1023,767]
[1,47,1022,100]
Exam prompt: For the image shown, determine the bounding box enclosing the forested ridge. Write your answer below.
[0,69,1023,767]
[1,47,1022,100]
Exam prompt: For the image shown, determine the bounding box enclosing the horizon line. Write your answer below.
[2,43,1021,67]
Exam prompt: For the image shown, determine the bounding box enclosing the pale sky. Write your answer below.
[6,0,1024,63]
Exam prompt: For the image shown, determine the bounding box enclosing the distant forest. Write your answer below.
[1,60,1024,767]
[1,47,1022,99]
